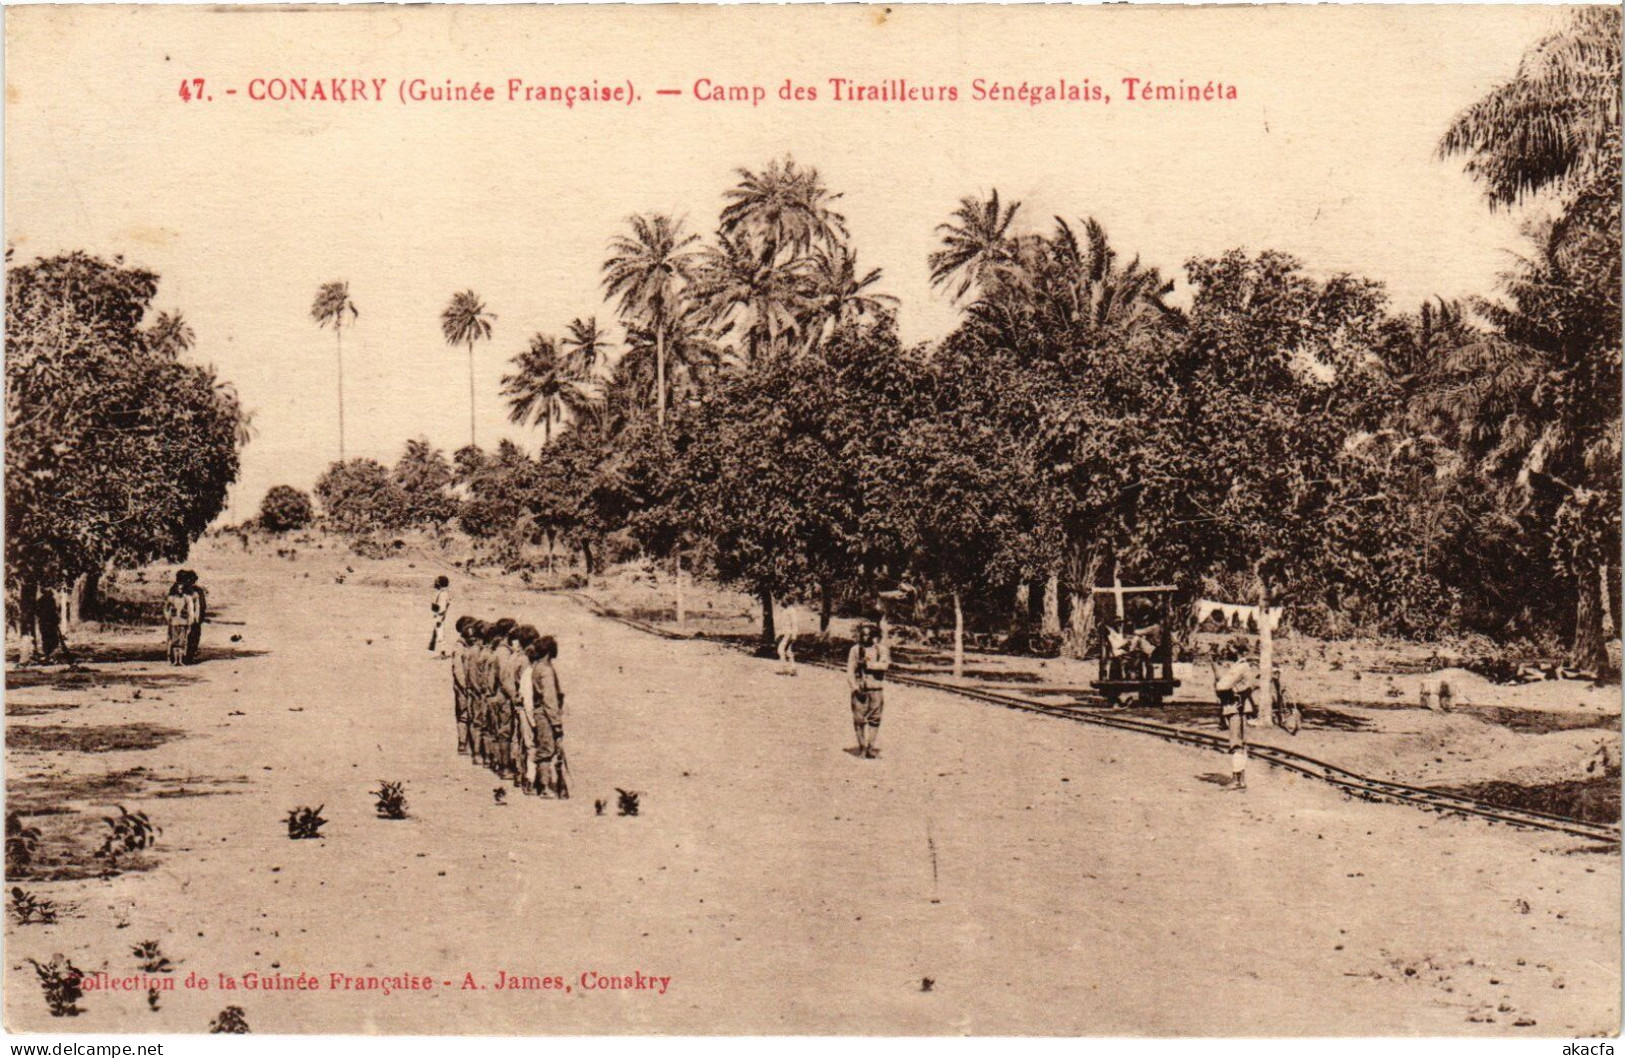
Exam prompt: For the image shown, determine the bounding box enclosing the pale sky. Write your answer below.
[5,4,1562,521]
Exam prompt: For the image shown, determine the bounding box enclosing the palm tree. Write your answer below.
[441,290,495,447]
[720,155,848,262]
[802,245,898,350]
[602,214,700,427]
[146,310,197,357]
[1439,7,1621,209]
[929,190,1022,303]
[310,282,358,460]
[560,316,612,378]
[501,333,600,444]
[1436,6,1622,668]
[691,230,815,362]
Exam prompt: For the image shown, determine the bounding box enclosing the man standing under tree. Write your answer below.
[846,621,891,759]
[182,570,208,664]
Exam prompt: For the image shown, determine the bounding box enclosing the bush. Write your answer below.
[259,486,314,534]
[285,805,327,839]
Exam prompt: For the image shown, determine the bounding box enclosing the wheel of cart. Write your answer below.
[1089,584,1181,708]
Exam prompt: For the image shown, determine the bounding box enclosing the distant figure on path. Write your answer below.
[163,576,195,666]
[846,621,891,759]
[182,570,208,663]
[429,575,451,654]
[776,601,800,676]
[1214,640,1258,792]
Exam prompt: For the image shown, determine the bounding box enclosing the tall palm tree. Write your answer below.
[310,281,358,461]
[691,230,814,362]
[602,214,700,427]
[146,310,196,357]
[802,244,898,349]
[929,190,1022,303]
[560,316,612,378]
[1439,6,1620,209]
[501,333,600,444]
[440,290,495,447]
[720,155,848,262]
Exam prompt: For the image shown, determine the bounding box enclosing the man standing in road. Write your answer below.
[1214,639,1258,792]
[846,621,891,759]
[429,575,452,655]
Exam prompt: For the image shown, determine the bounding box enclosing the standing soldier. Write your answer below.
[450,616,475,755]
[1214,639,1258,792]
[491,618,522,781]
[524,635,566,797]
[846,621,891,759]
[504,624,539,786]
[469,620,495,767]
[429,575,451,654]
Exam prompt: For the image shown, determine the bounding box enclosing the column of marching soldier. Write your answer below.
[447,616,568,798]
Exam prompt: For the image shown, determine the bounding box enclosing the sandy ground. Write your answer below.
[579,563,1623,796]
[4,540,1620,1035]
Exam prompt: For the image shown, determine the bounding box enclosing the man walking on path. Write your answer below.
[846,621,891,759]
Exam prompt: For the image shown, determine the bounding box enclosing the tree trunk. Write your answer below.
[17,579,37,664]
[1257,583,1276,727]
[580,540,595,577]
[467,342,478,448]
[758,588,776,652]
[1572,561,1607,671]
[337,330,346,462]
[655,326,667,428]
[674,550,685,628]
[1062,547,1105,660]
[953,590,965,680]
[1041,573,1061,636]
[1600,564,1616,640]
[1012,582,1031,640]
[69,570,102,627]
[819,581,833,635]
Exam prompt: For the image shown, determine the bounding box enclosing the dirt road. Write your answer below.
[5,544,1620,1034]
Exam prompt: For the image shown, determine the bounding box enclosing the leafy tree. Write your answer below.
[392,437,456,525]
[441,290,495,447]
[258,485,314,533]
[313,458,409,534]
[311,281,358,460]
[5,252,247,647]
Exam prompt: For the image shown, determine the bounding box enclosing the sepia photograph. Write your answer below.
[2,2,1621,1041]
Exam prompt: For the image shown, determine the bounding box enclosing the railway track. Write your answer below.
[560,592,1620,846]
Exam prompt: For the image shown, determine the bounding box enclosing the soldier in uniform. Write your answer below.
[505,624,541,786]
[846,621,891,759]
[524,634,566,797]
[497,618,528,781]
[450,616,475,755]
[469,620,496,767]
